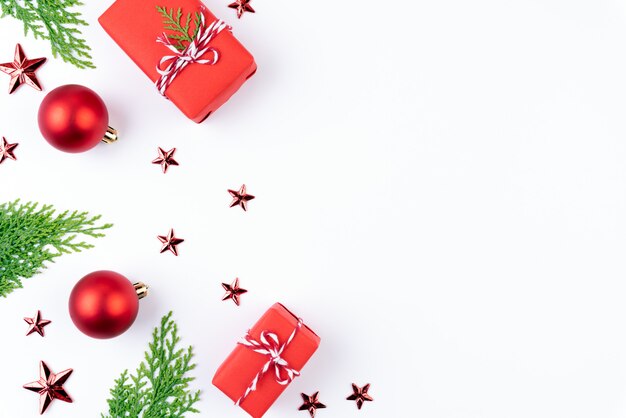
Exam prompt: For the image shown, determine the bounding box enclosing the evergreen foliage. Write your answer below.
[0,200,111,297]
[156,6,202,51]
[103,312,201,418]
[0,0,94,68]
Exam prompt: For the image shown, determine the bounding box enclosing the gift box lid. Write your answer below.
[99,0,256,122]
[213,303,320,418]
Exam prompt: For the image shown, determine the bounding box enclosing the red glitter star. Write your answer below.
[347,383,374,410]
[299,392,326,417]
[222,278,247,306]
[23,361,73,415]
[152,147,179,173]
[0,137,18,164]
[157,228,184,256]
[228,184,255,211]
[0,44,46,94]
[24,311,51,337]
[228,0,255,18]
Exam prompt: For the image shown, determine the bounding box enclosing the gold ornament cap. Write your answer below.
[102,126,118,144]
[134,282,149,300]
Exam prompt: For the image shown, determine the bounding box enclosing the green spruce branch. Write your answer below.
[0,200,112,297]
[103,312,201,418]
[156,6,202,52]
[0,0,94,69]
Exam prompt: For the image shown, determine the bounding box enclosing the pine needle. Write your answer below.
[0,0,94,69]
[156,6,202,52]
[0,199,112,297]
[102,312,201,418]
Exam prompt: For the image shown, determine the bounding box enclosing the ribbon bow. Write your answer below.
[235,319,303,405]
[155,13,229,96]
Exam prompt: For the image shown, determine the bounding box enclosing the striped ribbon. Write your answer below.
[155,13,229,96]
[235,319,304,406]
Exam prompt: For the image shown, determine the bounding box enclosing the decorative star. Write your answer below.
[152,147,179,173]
[23,361,73,415]
[24,311,52,337]
[228,0,255,18]
[0,137,18,164]
[347,383,374,410]
[228,184,255,211]
[222,278,247,306]
[157,228,184,256]
[0,44,46,94]
[299,391,326,417]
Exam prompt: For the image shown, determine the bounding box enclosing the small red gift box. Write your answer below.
[213,303,320,418]
[99,0,256,122]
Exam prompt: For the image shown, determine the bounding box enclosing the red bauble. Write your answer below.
[69,270,147,339]
[38,84,117,153]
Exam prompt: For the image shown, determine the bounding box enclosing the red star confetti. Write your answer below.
[152,147,179,173]
[222,278,247,306]
[23,361,73,414]
[158,228,184,256]
[0,137,18,164]
[24,311,51,337]
[347,383,373,410]
[228,184,255,211]
[228,0,255,18]
[0,44,46,94]
[299,392,326,417]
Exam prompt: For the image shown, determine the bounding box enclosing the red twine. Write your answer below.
[155,13,229,96]
[235,319,304,406]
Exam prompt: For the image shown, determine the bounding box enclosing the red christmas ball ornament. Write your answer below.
[38,84,118,153]
[68,270,148,339]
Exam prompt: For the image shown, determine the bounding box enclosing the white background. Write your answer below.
[2,0,626,417]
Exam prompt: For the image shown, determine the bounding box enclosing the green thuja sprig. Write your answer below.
[102,312,201,418]
[0,0,94,69]
[0,200,112,298]
[156,6,202,52]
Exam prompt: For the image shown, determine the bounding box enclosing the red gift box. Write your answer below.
[99,0,256,122]
[213,303,321,418]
